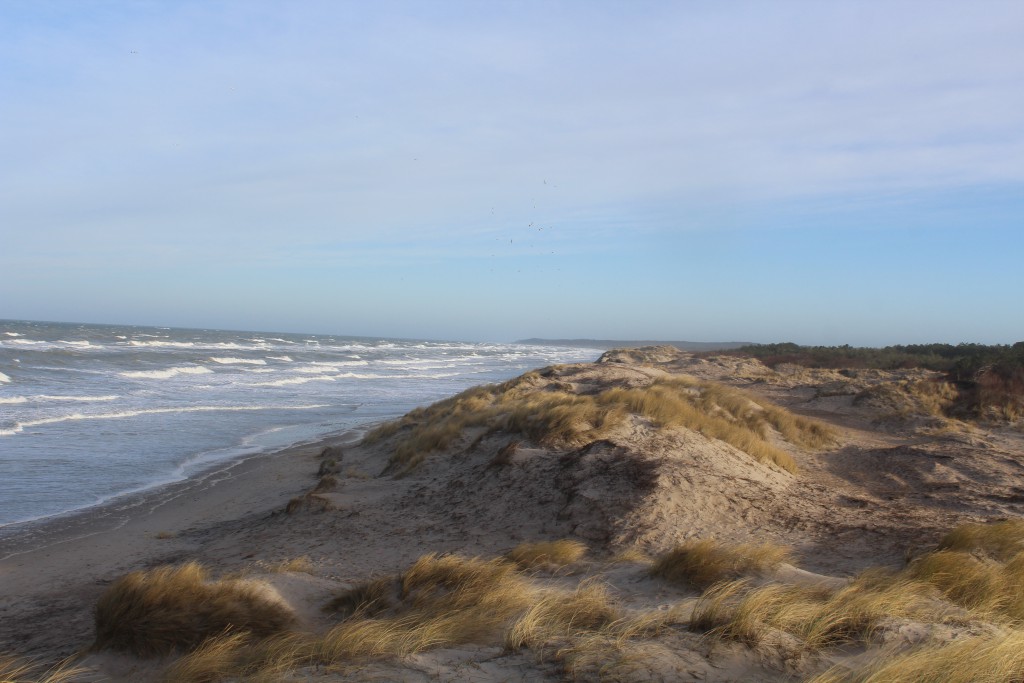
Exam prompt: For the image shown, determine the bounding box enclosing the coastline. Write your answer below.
[0,425,366,658]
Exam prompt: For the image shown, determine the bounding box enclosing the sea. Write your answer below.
[0,320,598,532]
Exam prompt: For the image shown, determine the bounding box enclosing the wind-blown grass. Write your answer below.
[809,630,1024,683]
[363,369,832,474]
[690,570,940,649]
[93,561,296,656]
[0,656,84,683]
[650,538,791,590]
[506,539,588,570]
[318,553,619,663]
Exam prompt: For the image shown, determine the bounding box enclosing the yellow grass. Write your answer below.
[160,631,251,683]
[93,561,296,656]
[0,656,85,683]
[810,629,1024,683]
[937,519,1024,561]
[362,368,832,475]
[317,553,621,666]
[650,538,791,589]
[506,539,588,570]
[504,580,618,649]
[691,570,940,649]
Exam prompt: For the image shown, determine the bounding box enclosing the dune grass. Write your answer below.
[362,369,832,475]
[936,519,1024,560]
[809,629,1024,683]
[93,561,296,656]
[506,539,588,570]
[650,538,792,590]
[690,570,940,649]
[318,553,621,664]
[0,656,84,683]
[266,556,314,574]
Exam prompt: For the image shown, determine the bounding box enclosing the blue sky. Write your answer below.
[1,0,1022,344]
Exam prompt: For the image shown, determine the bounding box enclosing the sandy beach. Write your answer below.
[3,347,1024,681]
[0,429,360,660]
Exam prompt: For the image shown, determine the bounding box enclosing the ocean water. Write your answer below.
[0,320,598,530]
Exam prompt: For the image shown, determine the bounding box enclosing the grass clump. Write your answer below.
[691,570,939,649]
[0,656,84,683]
[93,561,296,656]
[936,519,1024,561]
[810,629,1024,683]
[363,368,832,475]
[506,539,588,570]
[318,553,620,664]
[650,539,791,590]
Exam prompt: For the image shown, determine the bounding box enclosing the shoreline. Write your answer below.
[0,424,370,563]
[0,425,369,658]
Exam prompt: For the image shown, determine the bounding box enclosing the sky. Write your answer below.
[1,0,1022,345]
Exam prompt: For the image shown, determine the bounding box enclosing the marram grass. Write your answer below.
[364,370,833,474]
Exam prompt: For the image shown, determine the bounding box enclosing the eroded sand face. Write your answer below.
[3,348,1023,681]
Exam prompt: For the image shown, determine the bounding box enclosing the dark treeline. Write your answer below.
[717,342,1024,420]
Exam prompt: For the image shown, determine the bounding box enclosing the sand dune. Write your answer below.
[3,347,1024,681]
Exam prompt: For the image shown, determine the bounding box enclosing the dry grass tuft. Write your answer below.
[506,539,588,570]
[318,553,621,665]
[93,561,296,656]
[809,629,1024,683]
[284,493,334,515]
[266,556,314,574]
[937,519,1024,561]
[160,631,251,683]
[312,474,338,492]
[324,577,398,619]
[691,570,940,649]
[504,580,618,649]
[0,656,85,683]
[651,539,792,590]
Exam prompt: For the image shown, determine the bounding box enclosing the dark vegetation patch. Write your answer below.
[720,342,1024,421]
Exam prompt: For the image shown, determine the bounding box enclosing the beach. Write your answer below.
[3,346,1024,681]
[0,430,360,660]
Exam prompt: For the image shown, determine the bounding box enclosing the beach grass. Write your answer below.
[650,538,792,590]
[364,370,832,474]
[93,561,295,656]
[506,539,588,570]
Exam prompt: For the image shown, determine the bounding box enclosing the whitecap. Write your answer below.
[0,396,27,404]
[0,372,10,383]
[266,355,293,362]
[210,357,267,365]
[36,394,120,402]
[120,366,213,380]
[250,375,337,387]
[0,403,329,436]
[4,332,23,337]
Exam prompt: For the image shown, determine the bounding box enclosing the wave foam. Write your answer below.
[210,357,267,365]
[4,332,23,337]
[0,394,118,404]
[0,403,329,436]
[250,375,337,387]
[0,372,10,383]
[121,366,213,380]
[266,355,293,362]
